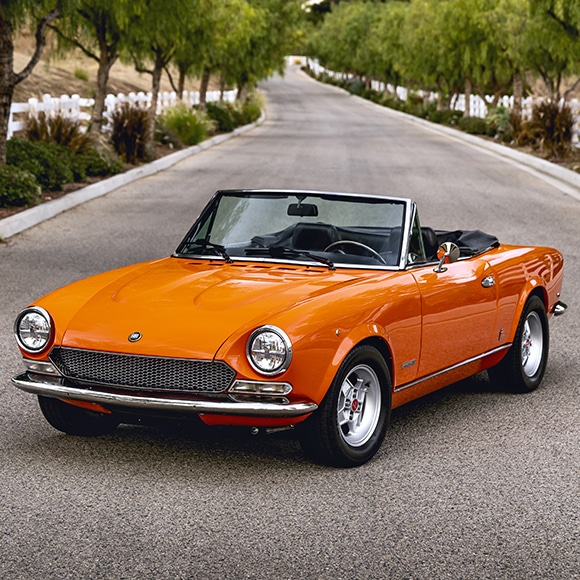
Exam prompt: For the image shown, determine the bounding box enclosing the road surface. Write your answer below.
[1,67,578,579]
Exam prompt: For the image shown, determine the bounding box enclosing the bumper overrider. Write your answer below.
[12,360,318,418]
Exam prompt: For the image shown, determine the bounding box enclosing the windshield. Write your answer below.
[176,191,409,268]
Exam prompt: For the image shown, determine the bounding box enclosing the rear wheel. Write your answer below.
[38,396,119,436]
[488,296,549,393]
[299,345,391,467]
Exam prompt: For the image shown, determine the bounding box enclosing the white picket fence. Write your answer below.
[305,58,580,145]
[8,88,237,138]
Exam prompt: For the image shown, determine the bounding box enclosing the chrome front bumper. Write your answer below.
[12,373,318,418]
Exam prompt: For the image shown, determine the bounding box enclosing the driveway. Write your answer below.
[1,67,578,579]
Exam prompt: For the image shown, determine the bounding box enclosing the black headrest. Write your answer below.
[292,223,338,251]
[421,227,439,260]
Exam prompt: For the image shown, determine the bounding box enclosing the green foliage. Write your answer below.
[65,146,123,181]
[206,102,237,133]
[110,103,150,163]
[73,67,89,81]
[426,109,463,126]
[205,96,262,133]
[0,165,40,208]
[458,116,489,135]
[486,106,513,139]
[158,104,211,146]
[25,111,93,154]
[6,138,74,191]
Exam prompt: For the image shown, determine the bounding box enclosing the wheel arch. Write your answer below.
[509,283,548,342]
[356,336,394,387]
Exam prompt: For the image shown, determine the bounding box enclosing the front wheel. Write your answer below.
[38,396,119,436]
[299,345,391,467]
[488,295,549,393]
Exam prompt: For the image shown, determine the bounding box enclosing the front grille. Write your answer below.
[49,347,235,394]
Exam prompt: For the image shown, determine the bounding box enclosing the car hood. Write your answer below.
[59,257,377,359]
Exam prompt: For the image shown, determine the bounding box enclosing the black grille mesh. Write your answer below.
[49,347,235,393]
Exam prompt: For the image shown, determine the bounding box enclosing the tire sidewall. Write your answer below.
[515,296,549,391]
[325,345,391,466]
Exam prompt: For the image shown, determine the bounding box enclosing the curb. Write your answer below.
[352,91,580,200]
[300,68,580,200]
[0,113,266,240]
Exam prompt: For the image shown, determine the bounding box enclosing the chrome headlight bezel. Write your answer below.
[246,325,293,376]
[14,306,53,354]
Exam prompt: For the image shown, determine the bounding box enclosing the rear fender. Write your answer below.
[508,280,548,342]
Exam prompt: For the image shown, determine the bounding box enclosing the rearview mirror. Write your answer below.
[287,203,318,217]
[434,242,460,273]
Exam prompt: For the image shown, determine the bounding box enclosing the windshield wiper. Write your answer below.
[181,240,233,263]
[245,245,335,270]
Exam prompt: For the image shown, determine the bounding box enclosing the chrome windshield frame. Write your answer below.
[175,190,414,271]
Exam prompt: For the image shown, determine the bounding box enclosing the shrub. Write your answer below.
[26,111,93,154]
[206,101,237,133]
[74,68,89,81]
[239,94,263,125]
[426,109,462,125]
[520,101,574,159]
[0,165,40,207]
[159,104,211,146]
[458,116,488,135]
[7,138,74,190]
[80,147,123,177]
[486,106,513,140]
[110,103,150,163]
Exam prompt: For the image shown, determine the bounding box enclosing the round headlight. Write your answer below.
[14,307,53,353]
[247,325,292,376]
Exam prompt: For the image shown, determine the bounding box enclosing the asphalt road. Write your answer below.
[1,67,578,579]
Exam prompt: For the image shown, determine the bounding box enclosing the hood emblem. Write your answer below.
[128,331,142,342]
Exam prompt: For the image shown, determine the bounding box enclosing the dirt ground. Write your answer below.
[12,32,207,102]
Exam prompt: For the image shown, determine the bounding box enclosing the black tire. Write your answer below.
[488,295,549,393]
[299,345,391,467]
[38,396,119,436]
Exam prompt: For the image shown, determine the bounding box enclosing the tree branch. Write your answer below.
[546,8,579,38]
[130,52,153,76]
[14,8,60,85]
[48,23,100,62]
[163,65,178,93]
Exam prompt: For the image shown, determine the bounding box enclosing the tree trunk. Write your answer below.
[145,49,164,150]
[90,51,117,135]
[0,16,16,165]
[463,77,472,118]
[0,8,59,164]
[178,67,186,101]
[199,67,211,109]
[512,69,523,122]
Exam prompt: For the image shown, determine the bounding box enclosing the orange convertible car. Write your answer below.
[13,190,567,466]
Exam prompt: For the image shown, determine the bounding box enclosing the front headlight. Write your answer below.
[247,325,292,376]
[14,307,53,353]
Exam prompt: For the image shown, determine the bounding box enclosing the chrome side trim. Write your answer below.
[11,373,317,418]
[394,344,512,393]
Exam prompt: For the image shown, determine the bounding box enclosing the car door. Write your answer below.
[411,257,498,378]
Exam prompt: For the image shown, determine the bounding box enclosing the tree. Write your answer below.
[122,0,192,149]
[229,0,303,99]
[0,0,68,164]
[528,0,580,99]
[399,0,465,109]
[49,1,134,134]
[368,2,408,94]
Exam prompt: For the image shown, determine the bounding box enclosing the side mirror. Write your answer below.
[434,241,460,273]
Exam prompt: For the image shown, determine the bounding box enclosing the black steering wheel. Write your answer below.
[324,240,387,265]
